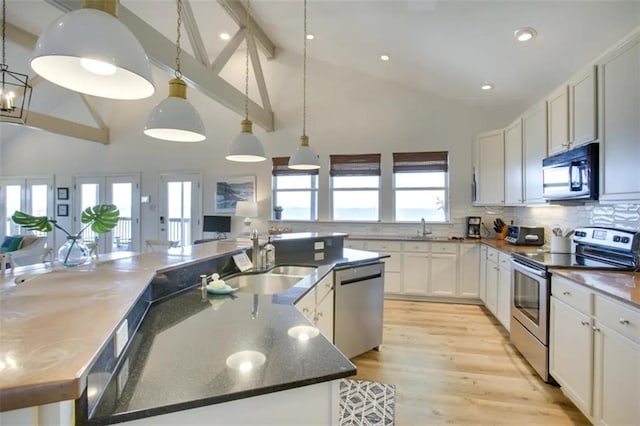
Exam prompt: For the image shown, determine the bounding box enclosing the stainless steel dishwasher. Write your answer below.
[334,262,385,359]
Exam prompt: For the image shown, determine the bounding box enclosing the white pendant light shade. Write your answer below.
[30,8,154,100]
[144,78,206,142]
[227,119,266,162]
[289,135,320,170]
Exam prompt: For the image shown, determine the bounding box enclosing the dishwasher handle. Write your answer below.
[336,263,384,286]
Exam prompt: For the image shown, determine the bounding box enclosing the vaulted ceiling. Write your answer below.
[3,0,640,126]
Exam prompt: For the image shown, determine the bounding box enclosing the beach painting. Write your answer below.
[215,176,256,212]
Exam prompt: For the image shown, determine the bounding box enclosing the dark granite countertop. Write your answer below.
[88,247,384,424]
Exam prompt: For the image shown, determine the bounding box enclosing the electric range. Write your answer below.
[509,226,639,383]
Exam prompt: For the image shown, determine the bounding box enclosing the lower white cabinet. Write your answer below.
[295,273,334,341]
[479,245,488,303]
[482,246,510,331]
[550,274,640,424]
[550,296,594,416]
[345,239,480,301]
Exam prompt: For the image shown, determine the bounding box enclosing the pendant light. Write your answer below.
[0,0,31,124]
[226,0,265,162]
[30,0,154,100]
[288,0,320,170]
[144,0,206,142]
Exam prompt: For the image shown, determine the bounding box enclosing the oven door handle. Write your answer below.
[511,259,547,278]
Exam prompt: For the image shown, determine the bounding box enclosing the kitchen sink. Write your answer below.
[267,265,317,276]
[225,273,303,295]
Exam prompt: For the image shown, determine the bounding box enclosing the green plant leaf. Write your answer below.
[11,211,54,233]
[81,204,120,234]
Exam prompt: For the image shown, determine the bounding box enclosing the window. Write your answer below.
[272,157,318,220]
[330,154,381,221]
[393,151,449,222]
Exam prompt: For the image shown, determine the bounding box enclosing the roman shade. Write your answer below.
[329,154,381,177]
[393,151,448,173]
[272,157,319,176]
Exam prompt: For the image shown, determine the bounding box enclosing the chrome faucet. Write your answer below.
[421,218,432,237]
[251,229,260,270]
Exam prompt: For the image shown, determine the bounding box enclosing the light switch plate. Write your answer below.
[314,252,324,261]
[314,241,324,250]
[115,319,129,358]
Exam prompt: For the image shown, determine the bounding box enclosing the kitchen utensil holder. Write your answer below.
[551,235,571,253]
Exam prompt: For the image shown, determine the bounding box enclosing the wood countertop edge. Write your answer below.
[0,377,83,413]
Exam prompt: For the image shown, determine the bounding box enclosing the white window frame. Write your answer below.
[330,175,382,222]
[271,174,318,221]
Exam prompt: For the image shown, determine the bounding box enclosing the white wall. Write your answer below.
[0,49,514,246]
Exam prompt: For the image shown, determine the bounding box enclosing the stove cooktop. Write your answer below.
[513,251,633,270]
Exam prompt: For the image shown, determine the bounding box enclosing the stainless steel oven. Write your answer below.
[510,226,639,384]
[510,258,550,381]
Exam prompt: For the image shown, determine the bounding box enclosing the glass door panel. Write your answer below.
[160,173,200,247]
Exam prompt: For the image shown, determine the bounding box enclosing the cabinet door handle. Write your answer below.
[592,326,601,332]
[581,321,590,326]
[619,318,630,325]
[316,311,323,319]
[562,291,570,296]
[302,308,310,314]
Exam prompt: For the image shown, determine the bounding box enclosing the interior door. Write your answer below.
[159,173,201,247]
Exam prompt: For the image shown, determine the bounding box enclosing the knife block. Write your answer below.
[495,226,508,240]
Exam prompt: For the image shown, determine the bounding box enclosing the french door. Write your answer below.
[159,173,201,247]
[74,175,141,253]
[0,177,54,247]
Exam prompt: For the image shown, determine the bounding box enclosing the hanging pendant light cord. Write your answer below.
[175,0,183,78]
[244,0,251,120]
[1,0,7,67]
[302,0,307,137]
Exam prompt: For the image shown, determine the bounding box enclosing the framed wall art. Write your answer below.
[215,176,256,213]
[57,187,69,200]
[57,204,69,217]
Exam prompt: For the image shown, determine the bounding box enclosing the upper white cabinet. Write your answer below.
[474,129,505,205]
[547,85,570,155]
[570,65,598,147]
[504,119,523,205]
[598,32,640,202]
[522,102,548,204]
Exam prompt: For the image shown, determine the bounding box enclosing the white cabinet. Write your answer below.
[496,252,511,331]
[479,245,488,303]
[402,251,429,295]
[550,274,640,424]
[593,294,640,426]
[459,244,480,299]
[366,240,402,294]
[485,247,499,316]
[504,119,523,205]
[598,32,640,202]
[474,129,505,205]
[550,296,594,417]
[430,252,458,297]
[295,273,334,341]
[547,85,570,155]
[569,65,597,147]
[344,239,365,250]
[522,101,548,204]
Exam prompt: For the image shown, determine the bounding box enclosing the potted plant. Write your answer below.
[273,205,283,220]
[12,204,120,267]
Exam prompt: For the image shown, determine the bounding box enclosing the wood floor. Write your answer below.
[351,300,590,425]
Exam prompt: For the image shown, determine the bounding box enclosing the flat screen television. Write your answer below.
[203,215,231,233]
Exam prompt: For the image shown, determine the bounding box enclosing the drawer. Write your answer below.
[316,273,334,302]
[366,240,402,252]
[498,252,511,267]
[344,239,365,250]
[487,247,499,263]
[380,252,401,272]
[403,242,430,252]
[596,295,640,343]
[431,242,457,254]
[551,275,593,315]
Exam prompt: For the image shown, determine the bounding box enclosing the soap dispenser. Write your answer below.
[264,237,275,268]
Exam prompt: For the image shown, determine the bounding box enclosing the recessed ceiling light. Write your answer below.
[306,33,315,40]
[380,54,390,61]
[481,82,494,91]
[220,32,231,41]
[514,27,537,42]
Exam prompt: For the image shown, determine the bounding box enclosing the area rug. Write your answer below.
[339,379,396,426]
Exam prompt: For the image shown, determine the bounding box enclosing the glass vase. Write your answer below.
[58,236,89,267]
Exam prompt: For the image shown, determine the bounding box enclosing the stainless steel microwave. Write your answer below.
[542,142,599,201]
